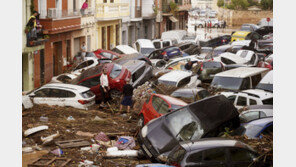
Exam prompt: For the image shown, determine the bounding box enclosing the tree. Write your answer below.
[169,1,178,15]
[217,0,225,7]
[261,0,273,10]
[228,0,250,10]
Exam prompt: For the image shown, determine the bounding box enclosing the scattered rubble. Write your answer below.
[24,126,48,137]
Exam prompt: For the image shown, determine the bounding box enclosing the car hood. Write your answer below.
[146,117,179,155]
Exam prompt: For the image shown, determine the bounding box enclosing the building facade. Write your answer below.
[96,0,129,49]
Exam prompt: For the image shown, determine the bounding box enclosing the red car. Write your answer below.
[139,94,187,126]
[93,49,122,60]
[71,63,131,100]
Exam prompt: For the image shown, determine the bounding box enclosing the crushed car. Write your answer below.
[138,95,240,162]
[157,70,201,88]
[170,87,210,103]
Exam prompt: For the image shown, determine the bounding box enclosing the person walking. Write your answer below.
[80,0,88,16]
[81,42,87,62]
[99,68,110,107]
[119,79,134,113]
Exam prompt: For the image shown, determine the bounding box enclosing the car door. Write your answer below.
[32,88,51,105]
[58,89,77,108]
[186,148,228,167]
[236,95,247,110]
[227,148,257,167]
[48,88,65,107]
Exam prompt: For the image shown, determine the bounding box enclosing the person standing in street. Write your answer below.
[80,0,88,16]
[99,68,110,107]
[81,42,87,62]
[119,79,134,113]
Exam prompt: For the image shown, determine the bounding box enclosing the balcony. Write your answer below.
[96,3,129,20]
[81,8,96,28]
[39,9,81,34]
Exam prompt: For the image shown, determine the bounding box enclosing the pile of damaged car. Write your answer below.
[22,19,273,166]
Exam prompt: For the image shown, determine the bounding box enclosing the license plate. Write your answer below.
[142,144,152,157]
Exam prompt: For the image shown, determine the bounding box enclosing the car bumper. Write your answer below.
[137,132,161,162]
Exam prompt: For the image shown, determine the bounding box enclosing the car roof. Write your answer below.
[167,55,198,65]
[136,39,155,48]
[158,70,192,83]
[220,52,247,64]
[215,67,268,78]
[245,117,273,127]
[242,89,273,100]
[115,45,138,54]
[180,138,253,152]
[156,94,188,106]
[259,70,273,84]
[42,83,89,92]
[118,60,145,73]
[173,87,206,94]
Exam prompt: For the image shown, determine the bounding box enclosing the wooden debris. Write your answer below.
[55,139,90,148]
[28,157,71,167]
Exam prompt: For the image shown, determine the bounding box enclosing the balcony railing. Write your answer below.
[96,3,129,20]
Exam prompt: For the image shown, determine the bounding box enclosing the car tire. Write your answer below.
[110,89,122,100]
[198,24,203,28]
[138,114,145,127]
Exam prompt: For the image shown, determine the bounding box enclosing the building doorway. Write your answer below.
[53,41,62,76]
[40,49,45,85]
[102,27,106,49]
[107,26,111,50]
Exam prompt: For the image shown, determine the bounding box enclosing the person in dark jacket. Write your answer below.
[185,60,198,71]
[119,79,134,113]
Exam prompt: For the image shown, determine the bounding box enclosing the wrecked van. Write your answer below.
[138,95,240,162]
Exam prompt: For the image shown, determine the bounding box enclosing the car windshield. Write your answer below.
[241,26,251,31]
[109,64,122,79]
[256,83,273,92]
[141,48,155,55]
[211,76,244,90]
[171,104,184,110]
[166,107,204,141]
[81,90,95,98]
[203,62,222,68]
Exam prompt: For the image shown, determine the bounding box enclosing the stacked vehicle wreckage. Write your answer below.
[22,20,273,167]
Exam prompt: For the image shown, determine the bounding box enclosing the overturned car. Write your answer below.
[138,95,240,162]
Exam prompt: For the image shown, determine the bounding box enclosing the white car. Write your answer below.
[72,57,100,73]
[214,50,259,67]
[133,39,156,57]
[111,45,138,55]
[152,39,176,49]
[51,73,80,83]
[158,70,201,88]
[239,105,273,123]
[22,83,96,110]
[256,70,273,92]
[221,89,273,110]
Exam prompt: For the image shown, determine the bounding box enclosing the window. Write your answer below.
[153,42,161,49]
[259,111,267,118]
[163,41,171,47]
[177,77,191,87]
[103,0,107,3]
[158,101,169,114]
[227,95,237,104]
[74,60,94,71]
[249,98,257,105]
[229,148,256,162]
[110,0,114,3]
[240,77,251,90]
[100,52,117,59]
[251,74,262,88]
[262,98,273,105]
[186,151,202,163]
[152,96,163,111]
[34,88,50,97]
[110,64,122,79]
[261,124,273,135]
[49,89,62,98]
[198,90,210,99]
[80,76,100,88]
[203,148,226,161]
[132,66,145,82]
[237,96,247,106]
[58,90,76,98]
[57,75,72,83]
[240,111,260,123]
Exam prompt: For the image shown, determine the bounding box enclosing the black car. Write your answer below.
[199,35,231,48]
[168,138,261,167]
[255,26,273,36]
[138,95,240,162]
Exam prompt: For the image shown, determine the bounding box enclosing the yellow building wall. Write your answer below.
[97,20,121,49]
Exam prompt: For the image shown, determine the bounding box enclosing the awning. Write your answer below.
[169,16,179,23]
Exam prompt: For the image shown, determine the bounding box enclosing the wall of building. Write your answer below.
[97,20,121,49]
[217,8,273,27]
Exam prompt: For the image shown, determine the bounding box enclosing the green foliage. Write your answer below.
[225,0,250,10]
[261,0,273,10]
[153,5,159,14]
[169,1,179,15]
[217,0,225,7]
[247,0,259,6]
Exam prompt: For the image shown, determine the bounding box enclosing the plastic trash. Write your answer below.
[91,144,100,152]
[93,116,104,121]
[106,147,138,157]
[39,116,48,122]
[24,125,49,137]
[94,132,109,142]
[114,136,136,150]
[67,116,75,121]
[80,147,92,151]
[51,148,63,157]
[41,131,60,145]
[22,147,33,153]
[78,160,94,167]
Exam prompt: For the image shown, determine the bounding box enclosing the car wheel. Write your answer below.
[110,89,122,100]
[138,114,145,127]
[198,24,203,28]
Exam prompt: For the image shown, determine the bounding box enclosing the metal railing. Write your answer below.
[96,3,129,19]
[38,8,95,19]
